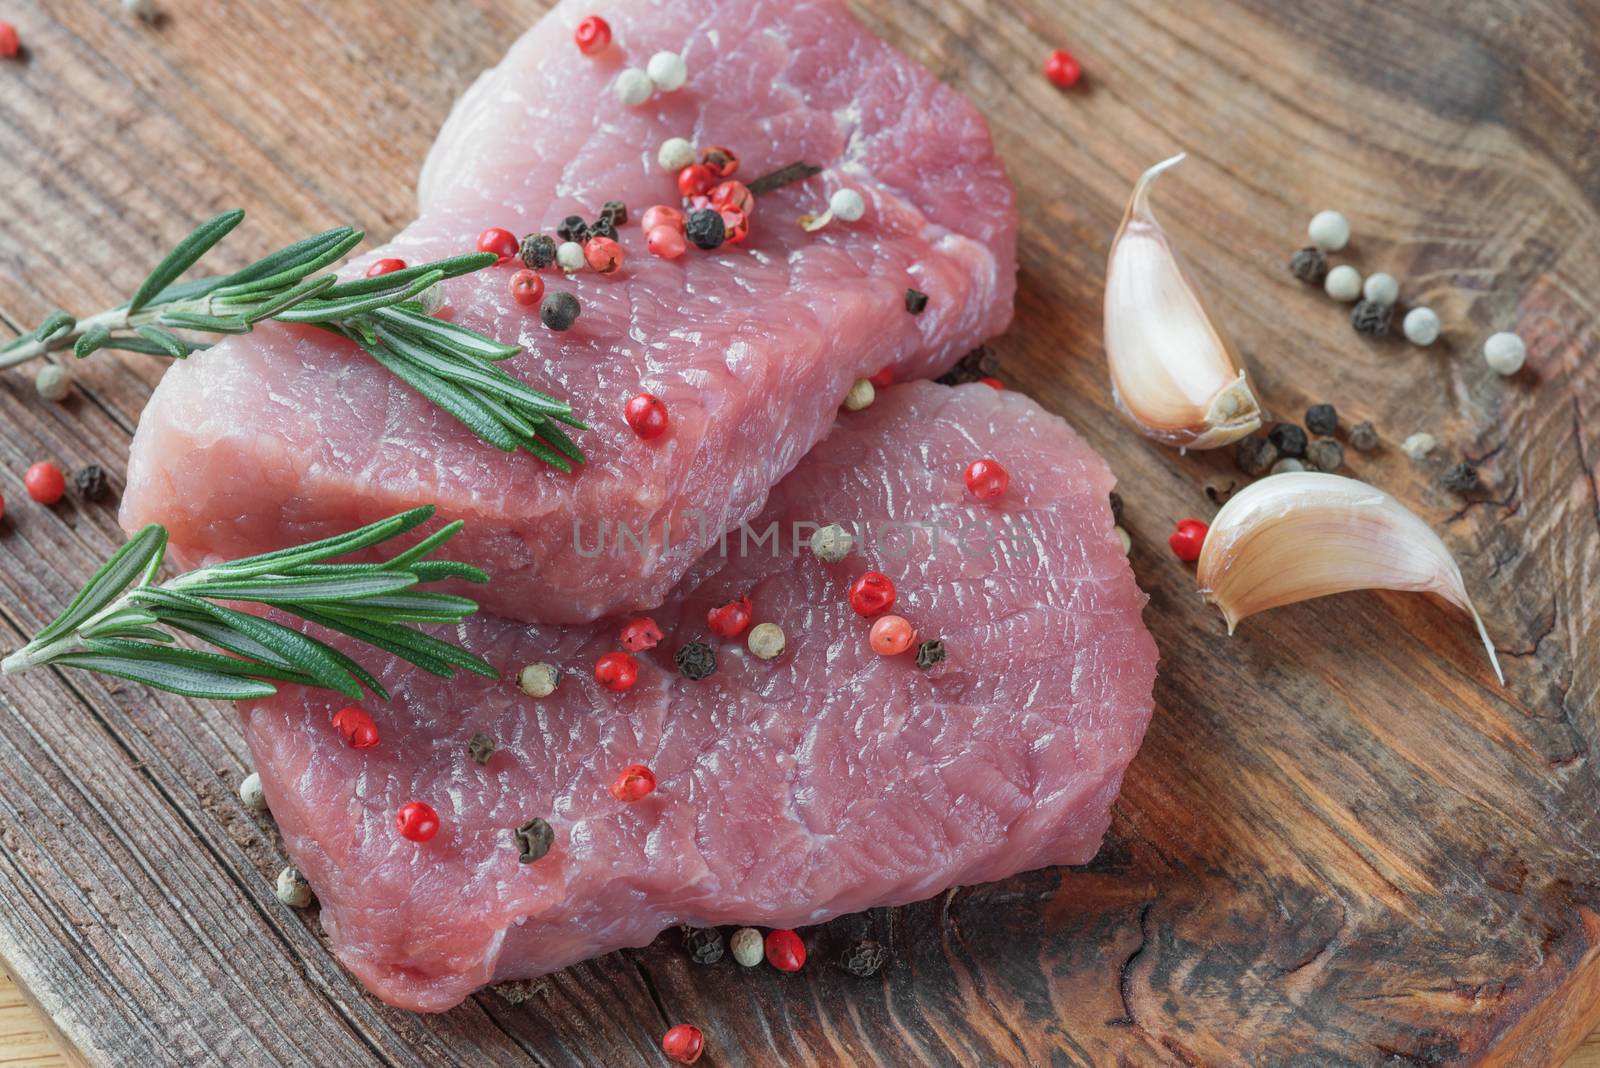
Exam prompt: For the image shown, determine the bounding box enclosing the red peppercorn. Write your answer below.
[0,21,18,60]
[1044,48,1082,88]
[509,269,545,307]
[869,615,916,656]
[661,1024,705,1065]
[573,15,611,55]
[395,801,440,842]
[677,164,715,199]
[764,929,806,972]
[23,462,65,505]
[477,227,520,266]
[584,235,624,274]
[647,225,687,260]
[594,651,639,691]
[701,145,739,178]
[625,393,669,440]
[365,258,406,278]
[718,209,749,246]
[641,204,685,234]
[610,763,657,802]
[619,617,663,652]
[707,594,752,639]
[1168,518,1209,562]
[868,368,894,389]
[709,180,754,216]
[331,706,380,749]
[964,459,1009,501]
[978,377,1004,390]
[0,491,6,523]
[848,572,896,617]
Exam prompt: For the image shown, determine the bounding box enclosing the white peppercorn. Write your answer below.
[810,524,854,563]
[843,378,875,411]
[1401,432,1437,461]
[730,927,765,967]
[1402,307,1440,347]
[829,189,866,222]
[517,662,560,698]
[34,363,72,402]
[613,68,653,106]
[1324,265,1362,302]
[556,241,586,273]
[1270,457,1306,475]
[1307,210,1351,252]
[239,771,268,813]
[646,51,687,92]
[1362,272,1399,306]
[275,866,313,908]
[747,622,785,660]
[658,137,695,171]
[1114,526,1132,554]
[1483,332,1526,375]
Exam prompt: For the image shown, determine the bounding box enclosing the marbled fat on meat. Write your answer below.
[121,0,1017,623]
[241,383,1158,1012]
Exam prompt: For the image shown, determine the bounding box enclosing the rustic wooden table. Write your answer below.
[1,0,1597,1064]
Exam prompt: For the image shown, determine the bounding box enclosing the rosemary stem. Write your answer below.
[1,633,85,674]
[0,307,130,370]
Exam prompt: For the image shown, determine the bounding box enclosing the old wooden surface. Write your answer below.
[0,0,1596,1064]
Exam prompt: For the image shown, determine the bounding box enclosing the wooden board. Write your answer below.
[0,0,1597,1064]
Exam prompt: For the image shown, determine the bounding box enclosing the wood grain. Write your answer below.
[0,0,1597,1065]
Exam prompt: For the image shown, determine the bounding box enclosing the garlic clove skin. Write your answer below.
[1196,472,1503,684]
[1104,153,1263,450]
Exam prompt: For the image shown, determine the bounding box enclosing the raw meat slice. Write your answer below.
[241,383,1158,1012]
[121,0,1017,624]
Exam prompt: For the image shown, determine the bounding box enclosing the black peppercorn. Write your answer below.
[1289,247,1329,285]
[905,288,929,314]
[935,346,1000,386]
[915,639,946,670]
[1305,404,1338,437]
[1306,439,1345,472]
[74,463,108,501]
[514,817,554,864]
[840,939,886,977]
[1108,491,1124,525]
[599,200,628,226]
[1267,423,1308,459]
[1348,420,1379,452]
[686,209,726,250]
[588,217,618,242]
[540,291,581,332]
[556,215,590,243]
[1351,299,1393,337]
[683,926,725,965]
[1442,462,1482,494]
[675,640,716,681]
[468,733,496,766]
[520,233,557,270]
[1235,436,1278,477]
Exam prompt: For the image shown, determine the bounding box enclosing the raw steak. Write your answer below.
[240,383,1158,1012]
[121,0,1017,624]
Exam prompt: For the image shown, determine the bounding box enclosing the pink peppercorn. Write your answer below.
[585,236,624,274]
[641,204,685,234]
[509,269,545,306]
[869,615,915,656]
[647,226,686,259]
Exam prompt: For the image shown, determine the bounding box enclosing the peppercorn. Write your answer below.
[1306,439,1345,472]
[540,291,581,331]
[238,771,267,813]
[518,662,560,698]
[810,523,854,563]
[686,209,726,250]
[35,363,72,402]
[730,927,764,967]
[1442,462,1482,494]
[557,215,590,243]
[1108,491,1124,525]
[1348,421,1380,451]
[1402,432,1437,461]
[843,378,875,411]
[588,216,618,242]
[1267,423,1307,458]
[1305,404,1338,437]
[675,640,717,681]
[683,926,725,964]
[839,939,886,977]
[1204,480,1237,506]
[600,200,629,226]
[519,234,557,269]
[74,463,108,501]
[1288,247,1329,286]
[1351,299,1393,337]
[747,622,786,660]
[276,866,313,908]
[468,733,496,765]
[1270,457,1306,475]
[1234,436,1278,476]
[914,639,946,670]
[514,817,554,864]
[935,346,999,386]
[702,145,739,178]
[707,595,753,638]
[905,288,929,314]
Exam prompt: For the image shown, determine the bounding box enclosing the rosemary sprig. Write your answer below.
[0,507,497,701]
[0,211,586,470]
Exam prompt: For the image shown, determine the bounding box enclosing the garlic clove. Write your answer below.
[1104,153,1263,450]
[1196,472,1503,684]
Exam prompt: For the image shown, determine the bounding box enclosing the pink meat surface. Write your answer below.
[121,0,1017,624]
[241,383,1158,1012]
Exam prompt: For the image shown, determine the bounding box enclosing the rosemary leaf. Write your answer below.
[290,605,495,679]
[198,506,435,578]
[363,341,526,452]
[275,271,443,323]
[51,653,282,700]
[128,209,246,313]
[372,305,521,362]
[159,311,253,335]
[74,325,112,359]
[235,274,338,324]
[179,572,421,605]
[31,525,167,646]
[322,253,494,300]
[136,325,193,359]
